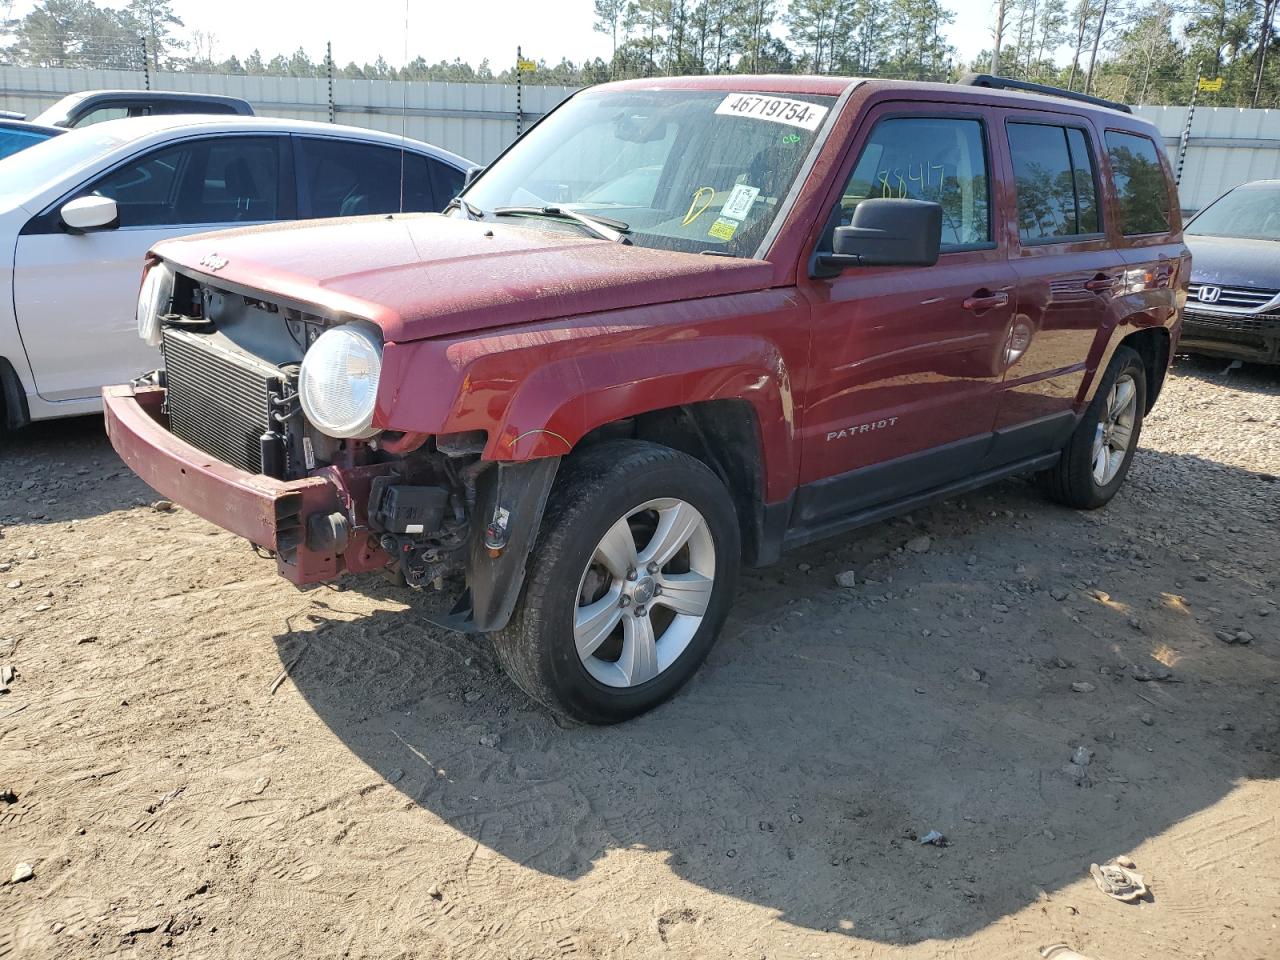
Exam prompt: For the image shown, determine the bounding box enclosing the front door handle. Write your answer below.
[1084,275,1116,293]
[962,291,1010,312]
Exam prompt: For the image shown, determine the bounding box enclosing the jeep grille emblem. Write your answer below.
[1196,284,1222,304]
[200,252,229,272]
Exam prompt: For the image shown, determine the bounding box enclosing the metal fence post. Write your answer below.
[1176,65,1201,188]
[326,41,335,123]
[515,45,523,138]
[139,35,150,90]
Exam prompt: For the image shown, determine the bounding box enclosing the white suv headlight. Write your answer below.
[298,324,384,439]
[136,261,173,347]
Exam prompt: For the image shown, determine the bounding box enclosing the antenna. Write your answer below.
[399,0,409,213]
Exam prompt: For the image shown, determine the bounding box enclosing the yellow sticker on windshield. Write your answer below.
[708,217,738,242]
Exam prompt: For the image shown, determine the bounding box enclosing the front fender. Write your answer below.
[494,335,795,498]
[375,290,805,503]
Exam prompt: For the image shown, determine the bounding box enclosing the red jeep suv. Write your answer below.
[105,74,1189,723]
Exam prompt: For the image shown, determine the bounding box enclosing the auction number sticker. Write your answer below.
[715,93,828,131]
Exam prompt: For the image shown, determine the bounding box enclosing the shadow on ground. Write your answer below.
[273,448,1280,944]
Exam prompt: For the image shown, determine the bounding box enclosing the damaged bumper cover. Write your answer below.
[103,385,390,585]
[103,385,561,632]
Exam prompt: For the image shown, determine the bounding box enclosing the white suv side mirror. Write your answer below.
[61,195,119,232]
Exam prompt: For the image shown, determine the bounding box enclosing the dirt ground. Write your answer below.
[1,355,1277,960]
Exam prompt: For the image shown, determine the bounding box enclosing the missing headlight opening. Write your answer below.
[145,271,502,605]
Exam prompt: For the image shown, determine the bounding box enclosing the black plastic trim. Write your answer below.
[794,432,992,526]
[0,357,31,430]
[980,410,1079,468]
[784,451,1061,552]
[422,457,561,634]
[959,73,1131,114]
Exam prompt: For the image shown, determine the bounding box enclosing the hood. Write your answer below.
[153,214,774,342]
[1184,234,1280,291]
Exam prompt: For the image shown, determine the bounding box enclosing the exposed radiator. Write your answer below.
[162,327,284,474]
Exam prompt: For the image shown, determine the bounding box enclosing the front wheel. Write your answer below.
[1038,345,1147,509]
[493,441,741,724]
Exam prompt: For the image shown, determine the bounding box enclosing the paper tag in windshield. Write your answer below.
[715,93,828,131]
[721,184,760,221]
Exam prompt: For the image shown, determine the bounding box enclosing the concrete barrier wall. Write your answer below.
[0,65,577,164]
[3,67,1278,210]
[1133,104,1280,211]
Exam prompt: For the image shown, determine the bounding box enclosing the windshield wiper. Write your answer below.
[492,205,631,244]
[443,196,485,220]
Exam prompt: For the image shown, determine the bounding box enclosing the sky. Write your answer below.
[7,0,1001,72]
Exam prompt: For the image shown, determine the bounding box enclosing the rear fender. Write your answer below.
[1076,307,1169,410]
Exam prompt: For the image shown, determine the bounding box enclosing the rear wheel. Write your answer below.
[1038,345,1146,509]
[493,441,741,724]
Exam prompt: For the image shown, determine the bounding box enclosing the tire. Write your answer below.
[1038,345,1147,510]
[493,440,741,724]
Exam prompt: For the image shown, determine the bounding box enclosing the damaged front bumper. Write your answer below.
[103,384,391,585]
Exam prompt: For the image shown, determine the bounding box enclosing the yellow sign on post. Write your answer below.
[517,58,536,73]
[1198,77,1224,92]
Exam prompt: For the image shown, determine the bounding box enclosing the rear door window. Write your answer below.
[295,138,437,217]
[1008,122,1102,242]
[836,116,991,250]
[74,106,131,127]
[153,101,238,116]
[1104,131,1172,235]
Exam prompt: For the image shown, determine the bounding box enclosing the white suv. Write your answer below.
[0,114,470,431]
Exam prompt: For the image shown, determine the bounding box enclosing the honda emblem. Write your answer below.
[1196,284,1222,304]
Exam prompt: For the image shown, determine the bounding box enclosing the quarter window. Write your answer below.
[1008,122,1101,241]
[1104,131,1171,235]
[836,117,990,250]
[431,162,465,206]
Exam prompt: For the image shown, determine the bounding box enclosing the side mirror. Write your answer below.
[61,195,119,232]
[463,164,485,189]
[814,198,942,277]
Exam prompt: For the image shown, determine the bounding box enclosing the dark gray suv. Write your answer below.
[31,90,254,129]
[1182,179,1280,364]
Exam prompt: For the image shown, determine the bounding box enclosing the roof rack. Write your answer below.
[957,73,1132,114]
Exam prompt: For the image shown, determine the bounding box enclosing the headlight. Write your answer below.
[136,261,173,348]
[298,324,384,439]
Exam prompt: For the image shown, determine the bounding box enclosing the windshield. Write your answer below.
[462,88,835,257]
[1187,183,1280,241]
[0,125,130,211]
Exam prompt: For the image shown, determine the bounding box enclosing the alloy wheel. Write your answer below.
[1092,373,1137,486]
[573,497,716,688]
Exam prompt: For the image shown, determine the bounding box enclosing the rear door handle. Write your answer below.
[962,291,1010,312]
[1084,275,1116,293]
